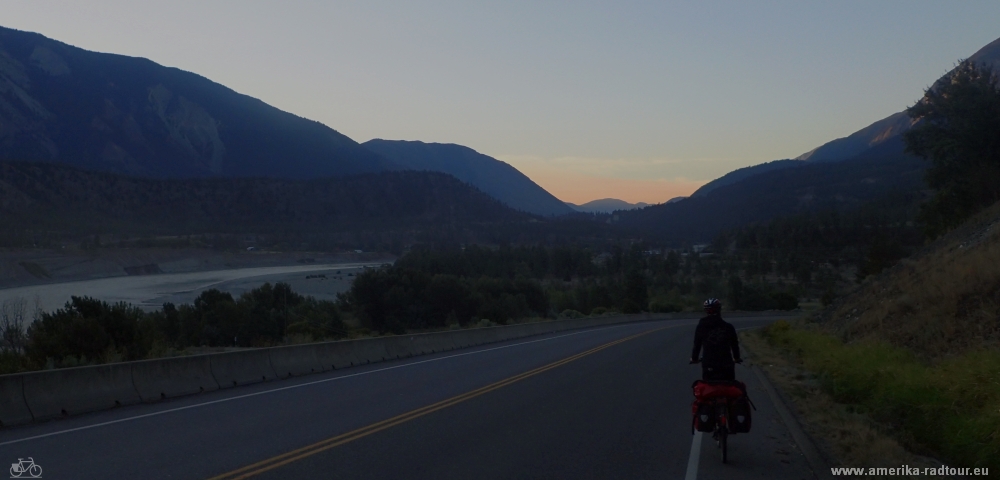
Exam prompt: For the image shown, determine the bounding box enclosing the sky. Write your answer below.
[1,1,999,204]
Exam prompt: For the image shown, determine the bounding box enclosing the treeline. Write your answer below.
[339,244,803,335]
[0,283,345,373]
[712,191,925,287]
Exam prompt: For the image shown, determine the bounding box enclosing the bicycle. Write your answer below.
[9,457,42,478]
[689,359,751,464]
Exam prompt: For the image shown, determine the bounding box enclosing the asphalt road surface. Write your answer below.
[0,316,816,479]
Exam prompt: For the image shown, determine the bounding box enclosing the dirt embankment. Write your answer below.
[818,200,1000,359]
[0,248,391,290]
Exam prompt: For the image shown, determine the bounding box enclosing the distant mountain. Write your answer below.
[566,198,649,213]
[0,162,526,238]
[362,139,574,216]
[0,26,392,179]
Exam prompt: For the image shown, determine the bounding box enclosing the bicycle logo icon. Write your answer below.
[9,458,42,478]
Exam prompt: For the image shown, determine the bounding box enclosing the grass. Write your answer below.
[741,331,935,474]
[758,320,1000,470]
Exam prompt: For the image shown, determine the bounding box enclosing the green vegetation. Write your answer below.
[760,321,999,469]
[905,60,1000,237]
[339,244,802,335]
[0,283,345,373]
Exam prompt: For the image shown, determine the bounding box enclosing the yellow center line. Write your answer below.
[208,326,669,480]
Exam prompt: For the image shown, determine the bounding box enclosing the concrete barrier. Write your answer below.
[131,355,219,402]
[315,340,362,370]
[379,335,421,361]
[22,363,140,420]
[269,344,327,378]
[0,374,32,426]
[345,338,390,365]
[210,349,277,387]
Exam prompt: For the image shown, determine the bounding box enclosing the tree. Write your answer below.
[904,60,1000,236]
[622,270,648,313]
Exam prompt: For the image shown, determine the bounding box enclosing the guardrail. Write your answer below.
[0,310,797,427]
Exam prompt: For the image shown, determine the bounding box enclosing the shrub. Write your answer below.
[26,296,154,367]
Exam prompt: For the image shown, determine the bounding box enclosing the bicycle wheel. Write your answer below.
[29,465,41,477]
[720,427,728,463]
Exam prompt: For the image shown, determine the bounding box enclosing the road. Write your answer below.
[0,262,379,313]
[0,316,815,479]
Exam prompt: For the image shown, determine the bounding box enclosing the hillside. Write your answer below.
[0,26,392,179]
[821,200,1000,358]
[362,139,573,216]
[0,162,527,241]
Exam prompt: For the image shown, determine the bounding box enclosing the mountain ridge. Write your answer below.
[0,25,392,179]
[565,198,650,213]
[361,139,573,216]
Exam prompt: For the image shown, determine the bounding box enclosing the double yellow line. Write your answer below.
[209,327,664,479]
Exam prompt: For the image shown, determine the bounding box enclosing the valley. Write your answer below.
[0,13,999,478]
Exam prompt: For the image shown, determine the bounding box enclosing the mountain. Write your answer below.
[362,139,574,216]
[797,36,1000,164]
[620,152,927,242]
[0,26,392,179]
[566,198,650,213]
[689,36,1000,202]
[691,159,802,198]
[0,162,527,239]
[795,112,915,163]
[622,35,1000,243]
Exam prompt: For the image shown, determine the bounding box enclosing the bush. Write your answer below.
[26,296,155,367]
[648,299,682,313]
[559,309,584,319]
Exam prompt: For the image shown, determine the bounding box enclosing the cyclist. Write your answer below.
[690,298,742,380]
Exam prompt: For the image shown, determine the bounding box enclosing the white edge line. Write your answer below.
[685,432,702,480]
[0,321,688,447]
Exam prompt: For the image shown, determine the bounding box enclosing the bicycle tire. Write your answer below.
[29,465,42,477]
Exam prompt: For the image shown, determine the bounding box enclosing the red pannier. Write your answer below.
[693,380,746,402]
[690,380,753,434]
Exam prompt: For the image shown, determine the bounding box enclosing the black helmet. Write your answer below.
[703,298,722,313]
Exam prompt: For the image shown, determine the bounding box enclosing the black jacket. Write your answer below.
[691,314,741,367]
